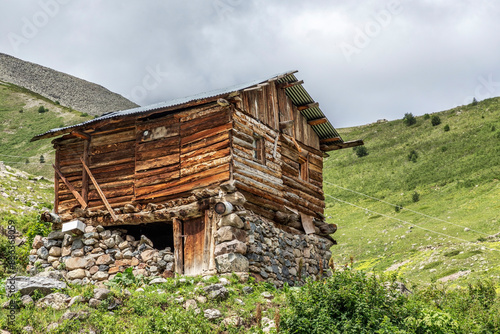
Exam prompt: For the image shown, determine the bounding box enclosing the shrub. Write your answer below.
[39,155,45,164]
[37,106,47,113]
[412,191,420,202]
[441,146,447,152]
[281,270,417,333]
[80,112,89,117]
[472,97,478,106]
[491,125,496,132]
[423,113,430,120]
[444,124,450,132]
[408,150,418,163]
[18,109,23,113]
[395,204,403,213]
[353,146,368,157]
[403,113,416,126]
[431,115,441,126]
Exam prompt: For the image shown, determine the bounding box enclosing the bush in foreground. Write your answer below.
[281,270,500,334]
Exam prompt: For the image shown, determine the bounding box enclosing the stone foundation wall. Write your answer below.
[245,214,333,287]
[28,225,176,285]
[27,210,334,287]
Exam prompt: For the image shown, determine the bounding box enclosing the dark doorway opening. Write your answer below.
[114,222,174,251]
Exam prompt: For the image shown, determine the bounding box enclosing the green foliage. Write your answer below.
[37,105,48,113]
[281,270,413,333]
[423,113,430,120]
[431,115,441,126]
[472,97,478,106]
[39,155,45,163]
[80,112,89,117]
[444,124,450,132]
[412,191,420,202]
[105,267,143,288]
[353,145,368,157]
[408,149,418,163]
[403,113,417,126]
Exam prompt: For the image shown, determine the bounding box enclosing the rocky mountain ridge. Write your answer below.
[0,53,138,116]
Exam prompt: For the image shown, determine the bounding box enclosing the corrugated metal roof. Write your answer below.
[32,70,343,144]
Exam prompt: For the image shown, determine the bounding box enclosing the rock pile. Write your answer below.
[27,226,176,284]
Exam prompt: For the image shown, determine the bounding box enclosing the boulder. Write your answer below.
[66,269,86,280]
[93,271,109,281]
[214,240,247,257]
[217,226,246,243]
[65,257,89,270]
[203,284,229,301]
[140,249,156,262]
[37,247,49,260]
[47,231,65,240]
[204,308,222,320]
[32,235,44,249]
[149,277,167,285]
[94,288,111,300]
[215,253,249,273]
[7,276,66,296]
[49,247,61,257]
[36,292,71,310]
[220,213,245,229]
[96,254,113,265]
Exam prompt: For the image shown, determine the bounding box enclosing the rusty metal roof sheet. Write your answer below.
[31,70,343,143]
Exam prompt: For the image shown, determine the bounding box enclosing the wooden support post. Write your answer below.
[202,210,211,272]
[82,139,90,205]
[209,214,217,272]
[173,217,184,275]
[54,149,60,214]
[80,157,118,221]
[53,164,88,209]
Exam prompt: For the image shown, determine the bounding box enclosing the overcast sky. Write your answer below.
[1,0,499,128]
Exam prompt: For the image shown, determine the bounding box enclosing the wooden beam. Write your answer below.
[79,157,118,221]
[280,80,304,89]
[307,117,328,126]
[319,137,341,144]
[52,164,88,209]
[173,217,184,275]
[298,102,319,111]
[71,130,91,141]
[321,139,364,151]
[243,82,270,92]
[82,139,89,204]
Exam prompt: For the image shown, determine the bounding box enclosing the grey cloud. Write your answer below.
[1,0,499,127]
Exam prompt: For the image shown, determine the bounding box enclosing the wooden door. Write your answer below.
[183,217,205,276]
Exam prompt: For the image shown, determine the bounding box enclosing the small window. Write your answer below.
[253,134,266,164]
[299,154,309,181]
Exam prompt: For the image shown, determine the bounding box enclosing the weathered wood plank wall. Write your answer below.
[54,81,324,220]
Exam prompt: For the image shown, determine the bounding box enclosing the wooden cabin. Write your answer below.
[32,71,362,281]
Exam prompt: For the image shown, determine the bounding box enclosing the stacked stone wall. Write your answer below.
[28,225,175,285]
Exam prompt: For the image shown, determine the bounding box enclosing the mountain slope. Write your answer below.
[324,98,500,284]
[0,80,93,178]
[0,53,138,116]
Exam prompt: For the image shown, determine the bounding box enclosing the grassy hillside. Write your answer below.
[324,97,500,284]
[0,80,92,179]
